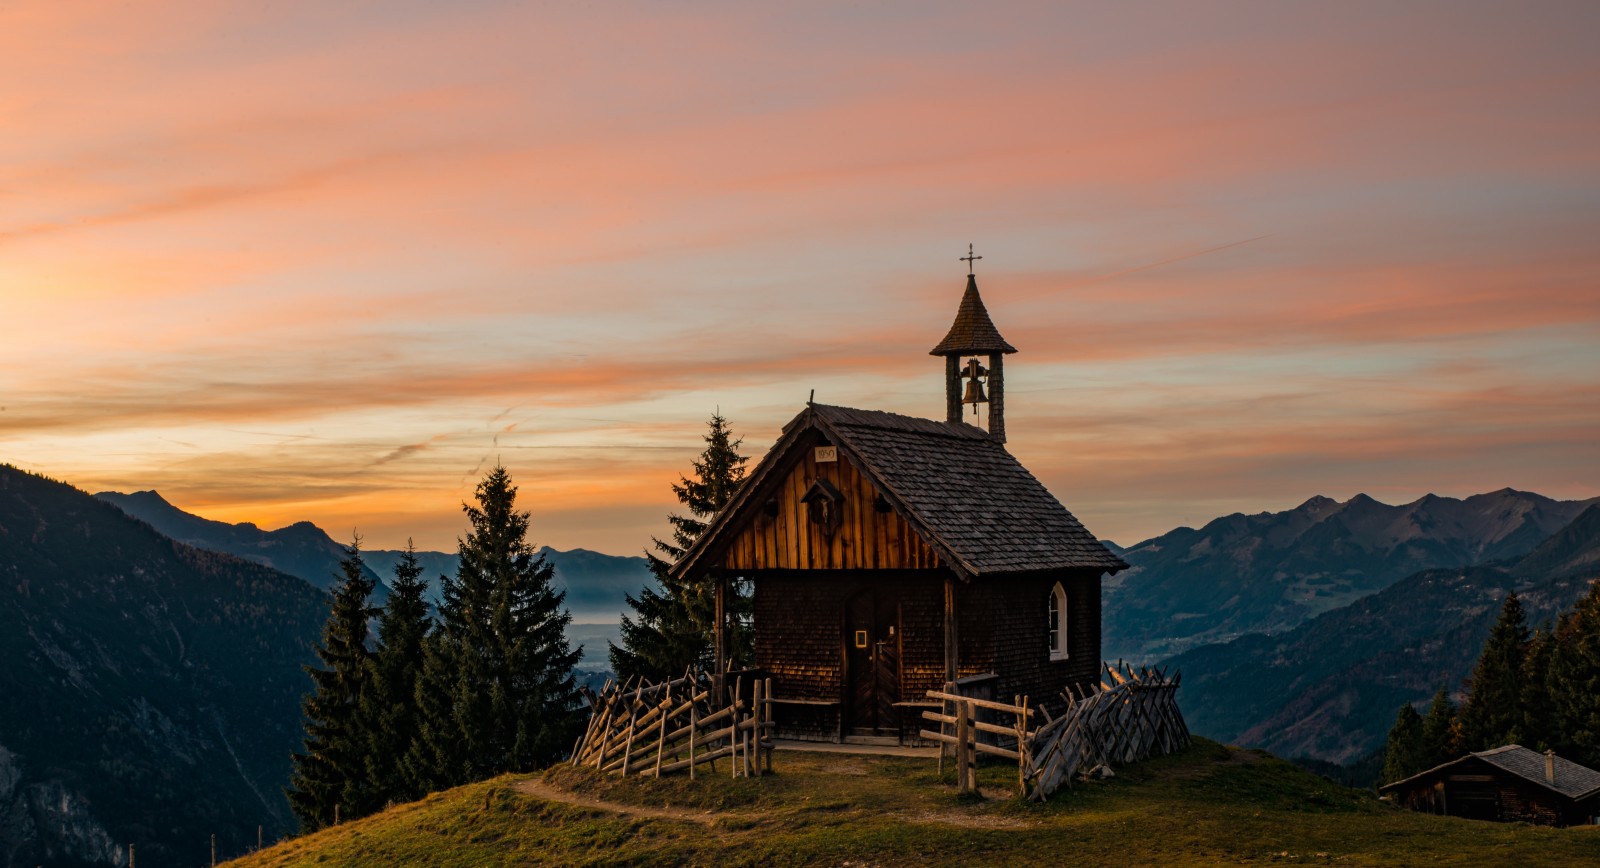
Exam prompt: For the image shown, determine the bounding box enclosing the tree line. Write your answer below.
[286,413,751,831]
[1382,580,1600,784]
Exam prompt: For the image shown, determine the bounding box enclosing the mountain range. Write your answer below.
[1160,504,1600,769]
[11,470,1597,865]
[1106,489,1600,661]
[96,490,651,626]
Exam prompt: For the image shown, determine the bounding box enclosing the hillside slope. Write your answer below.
[1162,509,1600,765]
[2,467,326,868]
[1108,489,1598,659]
[228,742,1597,867]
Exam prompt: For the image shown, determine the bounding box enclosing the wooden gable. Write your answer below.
[720,442,941,572]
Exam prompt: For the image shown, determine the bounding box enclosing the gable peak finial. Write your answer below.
[960,243,982,275]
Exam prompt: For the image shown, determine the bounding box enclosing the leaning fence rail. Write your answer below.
[571,670,775,779]
[921,661,1189,800]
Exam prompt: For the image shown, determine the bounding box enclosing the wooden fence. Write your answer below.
[921,662,1189,800]
[570,671,775,779]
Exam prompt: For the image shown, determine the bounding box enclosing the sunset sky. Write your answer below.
[3,1,1597,556]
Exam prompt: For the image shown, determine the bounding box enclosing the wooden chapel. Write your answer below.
[670,264,1128,744]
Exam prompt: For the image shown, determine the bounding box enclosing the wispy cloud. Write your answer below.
[2,1,1596,551]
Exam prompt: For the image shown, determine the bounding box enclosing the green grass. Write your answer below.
[230,739,1598,866]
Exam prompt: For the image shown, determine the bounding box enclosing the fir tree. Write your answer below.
[402,629,466,792]
[1381,704,1426,784]
[1459,592,1530,750]
[287,539,378,831]
[1549,580,1600,767]
[611,412,751,682]
[360,541,433,808]
[1519,624,1557,752]
[1420,687,1459,767]
[407,466,582,787]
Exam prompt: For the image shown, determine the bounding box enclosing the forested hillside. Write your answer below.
[1162,509,1600,768]
[2,467,326,868]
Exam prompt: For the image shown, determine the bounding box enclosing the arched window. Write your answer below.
[1048,581,1069,660]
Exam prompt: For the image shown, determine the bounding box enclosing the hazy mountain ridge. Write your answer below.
[362,546,648,624]
[2,467,327,868]
[97,491,651,623]
[1160,508,1600,768]
[1107,488,1600,660]
[94,490,388,598]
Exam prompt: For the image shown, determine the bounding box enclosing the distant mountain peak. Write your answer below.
[1105,486,1599,661]
[97,488,174,508]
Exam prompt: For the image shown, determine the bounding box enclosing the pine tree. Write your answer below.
[1381,704,1426,784]
[1519,624,1557,751]
[1549,580,1600,767]
[1459,592,1530,750]
[406,466,582,787]
[611,412,750,682]
[287,540,378,831]
[1420,687,1459,767]
[360,541,433,808]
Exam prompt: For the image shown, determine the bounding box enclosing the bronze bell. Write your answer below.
[962,358,988,405]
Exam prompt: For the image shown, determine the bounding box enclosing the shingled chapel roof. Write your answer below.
[671,403,1126,581]
[929,274,1017,356]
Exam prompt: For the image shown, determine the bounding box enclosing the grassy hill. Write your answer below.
[228,740,1596,866]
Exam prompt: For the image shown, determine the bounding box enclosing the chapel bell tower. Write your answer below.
[930,245,1017,443]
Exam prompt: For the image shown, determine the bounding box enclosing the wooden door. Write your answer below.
[845,592,900,735]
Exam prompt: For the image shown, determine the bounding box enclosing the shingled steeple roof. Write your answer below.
[929,274,1017,356]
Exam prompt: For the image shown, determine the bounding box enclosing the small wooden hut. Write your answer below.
[1380,745,1600,826]
[670,271,1127,743]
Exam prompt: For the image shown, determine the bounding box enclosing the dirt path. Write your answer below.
[511,779,720,825]
[513,777,1034,831]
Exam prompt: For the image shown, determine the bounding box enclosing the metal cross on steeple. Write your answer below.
[960,243,982,275]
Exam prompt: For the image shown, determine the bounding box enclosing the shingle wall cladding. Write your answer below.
[954,569,1102,709]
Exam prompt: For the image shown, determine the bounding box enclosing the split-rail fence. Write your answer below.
[571,670,775,779]
[920,661,1189,800]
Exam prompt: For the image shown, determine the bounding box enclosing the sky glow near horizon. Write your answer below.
[2,1,1597,555]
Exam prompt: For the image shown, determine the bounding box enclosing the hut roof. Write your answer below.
[670,403,1126,581]
[1380,745,1600,800]
[929,274,1017,356]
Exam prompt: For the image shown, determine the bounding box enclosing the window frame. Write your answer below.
[1048,580,1070,661]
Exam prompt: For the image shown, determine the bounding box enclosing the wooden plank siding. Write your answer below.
[722,448,942,572]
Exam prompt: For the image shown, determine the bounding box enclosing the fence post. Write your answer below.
[763,677,774,773]
[752,678,764,778]
[954,699,967,793]
[1017,695,1029,797]
[957,699,973,794]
